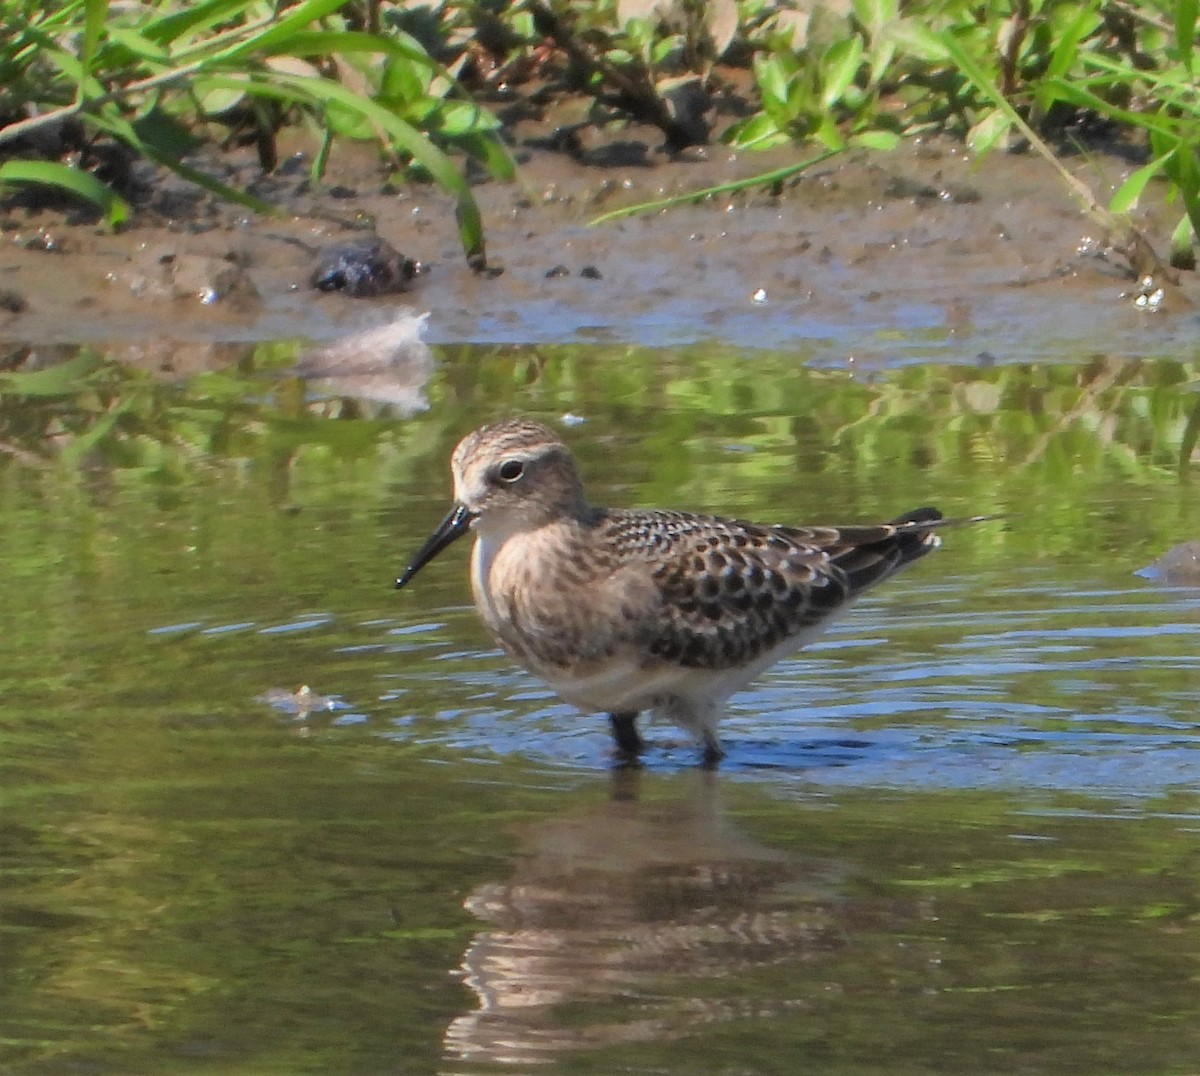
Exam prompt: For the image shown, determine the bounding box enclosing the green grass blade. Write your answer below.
[1074,52,1200,115]
[0,159,128,227]
[265,74,461,176]
[270,72,487,264]
[1170,212,1196,266]
[1045,3,1103,82]
[86,109,277,216]
[142,0,260,47]
[589,149,842,225]
[1043,76,1177,138]
[185,73,300,107]
[821,37,864,109]
[212,0,350,64]
[0,352,106,396]
[78,0,109,102]
[312,127,333,184]
[1181,393,1200,476]
[1177,0,1197,77]
[469,132,517,182]
[261,29,438,69]
[931,29,1123,235]
[264,30,512,181]
[1110,154,1171,215]
[1168,148,1200,241]
[454,199,485,270]
[147,153,278,216]
[104,27,172,65]
[928,28,1017,118]
[852,129,901,151]
[62,398,132,466]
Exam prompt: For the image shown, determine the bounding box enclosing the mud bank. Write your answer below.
[0,128,1196,366]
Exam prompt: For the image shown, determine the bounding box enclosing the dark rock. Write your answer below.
[311,236,416,297]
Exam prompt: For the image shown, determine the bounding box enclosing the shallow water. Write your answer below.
[2,342,1199,1073]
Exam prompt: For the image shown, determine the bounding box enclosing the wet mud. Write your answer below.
[0,124,1196,364]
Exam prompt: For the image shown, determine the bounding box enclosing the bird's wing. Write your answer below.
[596,509,941,670]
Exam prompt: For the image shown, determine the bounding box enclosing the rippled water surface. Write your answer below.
[2,342,1199,1073]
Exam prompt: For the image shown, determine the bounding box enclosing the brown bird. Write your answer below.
[398,419,982,765]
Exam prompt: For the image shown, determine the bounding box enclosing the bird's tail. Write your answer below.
[831,507,997,597]
[889,506,943,528]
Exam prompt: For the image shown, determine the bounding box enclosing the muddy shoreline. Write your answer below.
[0,127,1196,367]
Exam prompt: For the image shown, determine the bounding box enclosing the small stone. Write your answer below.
[311,236,415,297]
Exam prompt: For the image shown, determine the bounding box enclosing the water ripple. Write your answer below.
[328,568,1200,794]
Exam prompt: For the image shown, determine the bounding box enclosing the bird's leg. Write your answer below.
[609,711,643,757]
[700,732,725,769]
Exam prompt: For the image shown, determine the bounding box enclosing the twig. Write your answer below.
[998,0,1031,98]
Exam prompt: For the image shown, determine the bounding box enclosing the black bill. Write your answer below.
[395,503,476,589]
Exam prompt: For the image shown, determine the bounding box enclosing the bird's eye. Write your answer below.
[497,459,525,482]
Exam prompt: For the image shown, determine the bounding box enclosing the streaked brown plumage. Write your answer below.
[397,419,969,765]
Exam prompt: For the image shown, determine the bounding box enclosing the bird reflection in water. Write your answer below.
[443,770,859,1067]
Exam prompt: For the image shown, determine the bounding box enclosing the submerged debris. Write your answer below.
[258,684,339,716]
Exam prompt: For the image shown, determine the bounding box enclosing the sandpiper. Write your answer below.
[397,419,972,765]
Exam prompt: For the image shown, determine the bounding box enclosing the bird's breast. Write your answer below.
[469,525,655,676]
